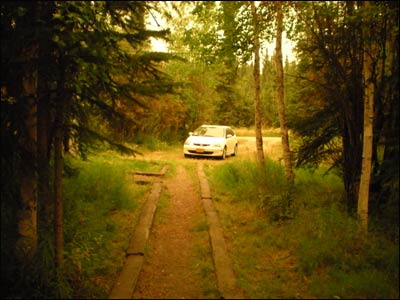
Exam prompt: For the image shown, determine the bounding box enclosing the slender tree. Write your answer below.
[358,1,377,233]
[251,1,265,166]
[274,1,294,183]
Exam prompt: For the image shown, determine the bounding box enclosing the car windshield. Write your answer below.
[193,126,224,137]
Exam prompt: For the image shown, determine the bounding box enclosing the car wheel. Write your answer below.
[220,147,227,160]
[232,144,238,156]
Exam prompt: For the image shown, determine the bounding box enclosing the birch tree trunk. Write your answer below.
[275,1,294,184]
[358,2,375,234]
[251,1,265,166]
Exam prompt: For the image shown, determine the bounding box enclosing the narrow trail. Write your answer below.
[132,164,205,299]
[113,138,282,298]
[111,138,283,298]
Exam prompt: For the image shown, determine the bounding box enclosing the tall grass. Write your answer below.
[210,158,290,221]
[210,158,286,202]
[208,159,399,299]
[60,152,160,298]
[2,151,156,299]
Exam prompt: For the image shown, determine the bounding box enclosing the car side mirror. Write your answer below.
[189,132,193,136]
[227,134,233,138]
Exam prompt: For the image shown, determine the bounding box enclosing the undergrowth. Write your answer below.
[208,158,399,299]
[6,152,162,299]
[61,152,162,298]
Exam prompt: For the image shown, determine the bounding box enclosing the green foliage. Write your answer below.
[310,268,397,299]
[210,159,260,202]
[296,205,399,298]
[63,156,136,216]
[294,205,359,275]
[133,134,174,151]
[210,158,291,221]
[163,2,301,129]
[61,153,157,298]
[208,159,399,299]
[166,2,253,128]
[290,1,399,215]
[1,0,178,159]
[292,166,345,209]
[1,2,177,296]
[2,152,159,298]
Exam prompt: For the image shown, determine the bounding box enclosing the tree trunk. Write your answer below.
[251,1,265,166]
[16,40,38,262]
[379,5,399,215]
[275,1,294,184]
[342,1,364,214]
[37,2,55,249]
[358,2,375,234]
[37,79,52,248]
[54,102,64,268]
[54,57,67,269]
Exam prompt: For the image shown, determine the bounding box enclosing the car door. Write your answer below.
[225,128,235,153]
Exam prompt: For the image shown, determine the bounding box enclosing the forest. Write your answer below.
[1,1,398,298]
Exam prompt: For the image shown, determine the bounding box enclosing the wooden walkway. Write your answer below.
[109,162,243,299]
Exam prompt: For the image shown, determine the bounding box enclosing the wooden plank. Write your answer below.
[197,163,243,299]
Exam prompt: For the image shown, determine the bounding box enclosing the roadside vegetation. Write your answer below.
[7,151,162,299]
[233,127,283,138]
[207,159,399,299]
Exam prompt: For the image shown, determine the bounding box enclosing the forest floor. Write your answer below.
[123,137,283,298]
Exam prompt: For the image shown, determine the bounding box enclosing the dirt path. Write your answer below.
[128,137,282,298]
[132,163,206,299]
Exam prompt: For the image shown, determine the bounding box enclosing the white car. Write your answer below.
[183,125,238,159]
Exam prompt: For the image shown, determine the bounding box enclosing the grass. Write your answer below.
[132,134,183,151]
[207,158,399,299]
[233,126,282,137]
[153,184,170,225]
[16,142,396,299]
[183,163,220,298]
[190,216,220,298]
[61,151,163,298]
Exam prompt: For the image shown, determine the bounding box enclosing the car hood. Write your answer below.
[186,136,225,144]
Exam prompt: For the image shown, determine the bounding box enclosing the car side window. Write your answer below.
[226,128,234,138]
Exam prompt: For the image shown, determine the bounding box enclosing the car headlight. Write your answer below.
[213,143,221,147]
[184,140,191,145]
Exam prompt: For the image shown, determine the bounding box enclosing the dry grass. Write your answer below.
[233,127,282,137]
